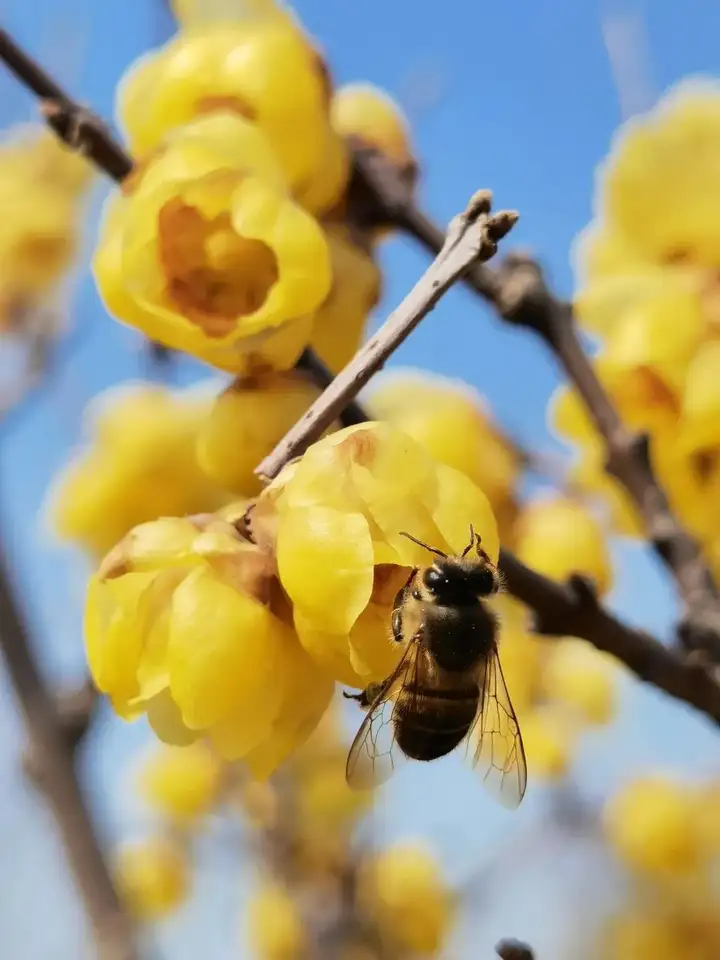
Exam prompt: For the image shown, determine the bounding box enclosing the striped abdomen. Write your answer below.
[394,654,480,762]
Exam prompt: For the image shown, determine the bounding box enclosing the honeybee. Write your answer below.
[344,525,527,808]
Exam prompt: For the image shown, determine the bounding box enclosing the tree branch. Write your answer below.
[255,191,518,480]
[0,536,138,960]
[500,550,720,725]
[352,148,720,662]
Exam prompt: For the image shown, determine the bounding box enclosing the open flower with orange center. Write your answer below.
[94,112,331,374]
[117,18,348,211]
[85,514,334,774]
[248,421,499,686]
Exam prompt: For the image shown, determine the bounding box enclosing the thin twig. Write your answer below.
[255,192,518,480]
[352,148,720,661]
[0,535,138,960]
[296,349,368,428]
[0,28,131,180]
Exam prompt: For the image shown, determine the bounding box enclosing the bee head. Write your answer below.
[423,557,497,601]
[400,525,498,602]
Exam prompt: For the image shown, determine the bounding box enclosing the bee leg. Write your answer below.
[343,689,372,708]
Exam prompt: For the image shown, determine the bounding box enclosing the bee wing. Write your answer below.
[466,645,527,809]
[345,641,420,791]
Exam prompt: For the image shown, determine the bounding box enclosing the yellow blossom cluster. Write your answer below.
[0,124,92,334]
[601,774,720,960]
[84,420,499,772]
[95,0,409,377]
[46,381,229,557]
[551,82,720,564]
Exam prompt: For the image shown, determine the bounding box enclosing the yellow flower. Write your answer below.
[0,126,92,327]
[569,447,644,539]
[251,421,499,684]
[572,219,650,294]
[604,776,702,877]
[493,608,542,719]
[677,339,720,454]
[171,0,290,29]
[368,371,522,511]
[547,382,600,452]
[85,515,334,771]
[520,705,574,780]
[117,19,341,200]
[541,638,617,726]
[138,742,222,822]
[196,371,323,498]
[651,424,720,543]
[690,780,720,854]
[574,257,701,341]
[586,289,701,434]
[94,113,330,374]
[331,82,414,171]
[359,842,452,956]
[310,224,381,373]
[115,837,190,920]
[295,744,370,831]
[47,382,227,557]
[248,882,307,960]
[605,912,694,960]
[515,496,612,596]
[599,80,720,267]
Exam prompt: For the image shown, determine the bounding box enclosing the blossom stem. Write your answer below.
[255,191,519,480]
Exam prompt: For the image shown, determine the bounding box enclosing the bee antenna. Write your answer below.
[462,523,476,558]
[398,531,447,558]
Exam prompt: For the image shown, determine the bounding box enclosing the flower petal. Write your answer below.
[168,565,282,730]
[277,505,374,633]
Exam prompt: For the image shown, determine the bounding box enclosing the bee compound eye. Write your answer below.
[423,567,443,590]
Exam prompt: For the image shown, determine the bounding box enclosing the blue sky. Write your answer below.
[0,0,719,957]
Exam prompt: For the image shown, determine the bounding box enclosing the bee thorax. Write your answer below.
[424,603,495,672]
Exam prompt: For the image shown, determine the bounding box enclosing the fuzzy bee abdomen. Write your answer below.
[395,684,480,762]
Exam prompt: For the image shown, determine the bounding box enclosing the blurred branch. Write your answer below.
[256,191,518,480]
[0,535,137,960]
[351,146,720,662]
[0,28,131,179]
[500,553,720,724]
[496,940,535,960]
